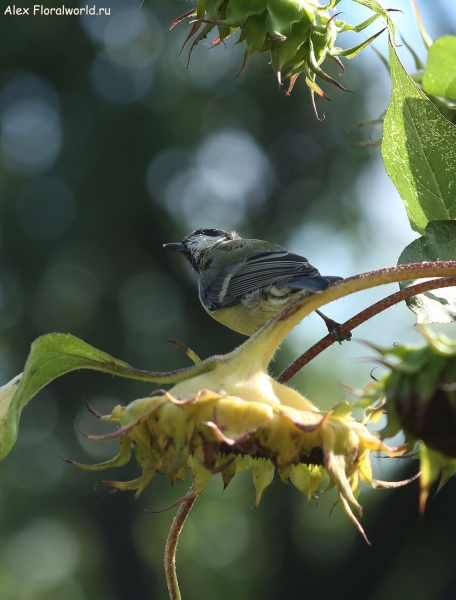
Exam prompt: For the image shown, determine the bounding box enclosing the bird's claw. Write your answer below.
[325,319,352,344]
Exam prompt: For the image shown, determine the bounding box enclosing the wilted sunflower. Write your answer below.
[67,292,413,544]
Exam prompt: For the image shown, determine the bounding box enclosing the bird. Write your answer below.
[164,228,351,341]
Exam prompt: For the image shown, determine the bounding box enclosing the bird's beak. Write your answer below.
[163,242,185,252]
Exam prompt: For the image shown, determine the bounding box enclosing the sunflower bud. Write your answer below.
[171,0,393,114]
[360,328,456,512]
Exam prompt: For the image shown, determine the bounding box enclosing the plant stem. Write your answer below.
[164,490,197,600]
[277,276,456,383]
[241,262,456,370]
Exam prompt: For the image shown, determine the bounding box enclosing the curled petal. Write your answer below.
[371,472,420,489]
[164,390,201,405]
[82,396,102,419]
[278,404,323,432]
[99,472,155,497]
[201,421,238,445]
[213,398,274,442]
[61,437,132,471]
[338,494,371,546]
[167,339,201,364]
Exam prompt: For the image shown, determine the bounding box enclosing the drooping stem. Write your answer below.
[239,262,456,370]
[164,489,197,600]
[277,276,456,383]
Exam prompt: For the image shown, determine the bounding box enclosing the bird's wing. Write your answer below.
[201,251,323,310]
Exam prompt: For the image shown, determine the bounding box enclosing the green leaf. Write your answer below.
[423,36,456,102]
[398,221,456,324]
[0,333,217,461]
[382,40,456,233]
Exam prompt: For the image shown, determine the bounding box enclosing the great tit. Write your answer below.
[164,229,351,341]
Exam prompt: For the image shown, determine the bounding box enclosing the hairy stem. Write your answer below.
[240,262,456,369]
[277,276,456,383]
[164,490,197,600]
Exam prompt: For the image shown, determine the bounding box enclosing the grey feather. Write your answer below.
[201,249,340,310]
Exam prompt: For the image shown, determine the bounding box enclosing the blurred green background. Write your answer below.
[1,0,456,598]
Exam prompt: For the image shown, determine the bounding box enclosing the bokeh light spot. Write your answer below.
[5,519,80,591]
[104,9,163,69]
[152,129,273,229]
[16,178,76,239]
[0,74,62,176]
[90,51,154,105]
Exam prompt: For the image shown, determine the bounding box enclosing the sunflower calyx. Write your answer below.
[171,0,394,115]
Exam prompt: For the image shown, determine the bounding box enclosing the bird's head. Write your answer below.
[164,229,240,273]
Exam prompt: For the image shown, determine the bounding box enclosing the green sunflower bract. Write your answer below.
[360,328,456,514]
[171,0,395,115]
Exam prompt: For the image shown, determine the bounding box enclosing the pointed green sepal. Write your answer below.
[331,27,385,59]
[251,457,275,507]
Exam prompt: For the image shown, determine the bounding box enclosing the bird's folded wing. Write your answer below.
[202,251,322,309]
